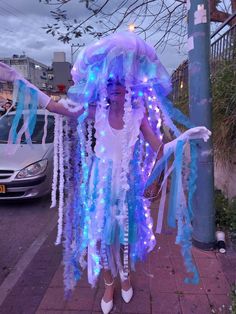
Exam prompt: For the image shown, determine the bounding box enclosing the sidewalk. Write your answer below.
[0,220,235,314]
[36,232,235,314]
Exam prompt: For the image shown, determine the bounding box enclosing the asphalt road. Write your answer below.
[0,195,57,286]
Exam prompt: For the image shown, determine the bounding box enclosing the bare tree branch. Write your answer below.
[39,0,235,47]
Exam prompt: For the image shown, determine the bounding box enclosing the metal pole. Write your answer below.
[188,0,216,249]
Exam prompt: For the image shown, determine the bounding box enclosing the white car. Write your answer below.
[0,110,54,200]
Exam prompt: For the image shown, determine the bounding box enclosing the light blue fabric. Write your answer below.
[27,88,38,142]
[9,80,26,144]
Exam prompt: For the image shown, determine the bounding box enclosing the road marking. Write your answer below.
[0,212,58,306]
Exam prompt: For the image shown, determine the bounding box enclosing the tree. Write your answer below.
[39,0,235,48]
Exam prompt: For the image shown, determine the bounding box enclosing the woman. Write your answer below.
[0,32,210,314]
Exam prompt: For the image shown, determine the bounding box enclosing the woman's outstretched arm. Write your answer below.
[0,61,96,120]
[140,114,163,152]
[46,100,96,120]
[140,113,211,154]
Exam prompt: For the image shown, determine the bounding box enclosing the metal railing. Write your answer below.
[171,12,236,102]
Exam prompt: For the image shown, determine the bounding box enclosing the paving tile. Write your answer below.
[121,290,151,313]
[216,253,232,271]
[168,243,183,258]
[208,294,231,314]
[37,287,67,310]
[179,294,212,314]
[201,273,231,295]
[191,247,216,259]
[149,268,177,293]
[175,274,205,294]
[149,250,173,270]
[228,257,236,271]
[131,268,150,291]
[151,292,182,314]
[224,270,236,286]
[65,287,96,311]
[170,256,189,275]
[195,257,223,277]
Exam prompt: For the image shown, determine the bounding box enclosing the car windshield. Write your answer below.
[0,114,54,144]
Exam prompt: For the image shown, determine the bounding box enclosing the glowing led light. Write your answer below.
[100,146,105,153]
[90,240,95,247]
[157,119,162,128]
[89,73,96,81]
[100,130,105,136]
[148,117,151,121]
[143,76,148,83]
[144,241,147,245]
[155,107,160,113]
[148,96,152,101]
[145,143,149,147]
[148,223,153,229]
[128,24,135,32]
[141,168,144,172]
[159,134,163,140]
[149,105,153,109]
[92,254,99,263]
[153,96,156,100]
[151,235,155,240]
[145,213,148,217]
[149,87,153,91]
[138,91,143,97]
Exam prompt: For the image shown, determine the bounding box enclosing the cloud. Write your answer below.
[26,40,46,49]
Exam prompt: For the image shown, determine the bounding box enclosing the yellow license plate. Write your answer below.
[0,185,6,193]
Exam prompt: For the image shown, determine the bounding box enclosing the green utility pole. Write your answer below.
[188,0,216,249]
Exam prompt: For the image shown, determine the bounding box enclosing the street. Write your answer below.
[0,196,56,286]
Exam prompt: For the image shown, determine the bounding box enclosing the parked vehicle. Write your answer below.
[0,110,54,200]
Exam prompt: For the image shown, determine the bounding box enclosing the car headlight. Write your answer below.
[16,160,48,179]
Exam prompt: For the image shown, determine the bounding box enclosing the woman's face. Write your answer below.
[107,78,126,104]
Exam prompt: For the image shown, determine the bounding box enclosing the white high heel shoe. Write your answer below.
[101,279,114,314]
[119,269,133,303]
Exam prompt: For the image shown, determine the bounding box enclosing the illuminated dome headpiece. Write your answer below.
[68,32,172,104]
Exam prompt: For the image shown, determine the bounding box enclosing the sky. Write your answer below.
[0,0,188,74]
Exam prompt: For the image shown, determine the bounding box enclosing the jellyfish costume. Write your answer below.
[7,32,200,296]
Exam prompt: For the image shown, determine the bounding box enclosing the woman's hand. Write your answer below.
[0,62,51,109]
[164,126,211,153]
[0,62,22,82]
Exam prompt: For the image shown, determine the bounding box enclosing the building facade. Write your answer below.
[0,54,48,89]
[49,52,72,94]
[0,52,72,104]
